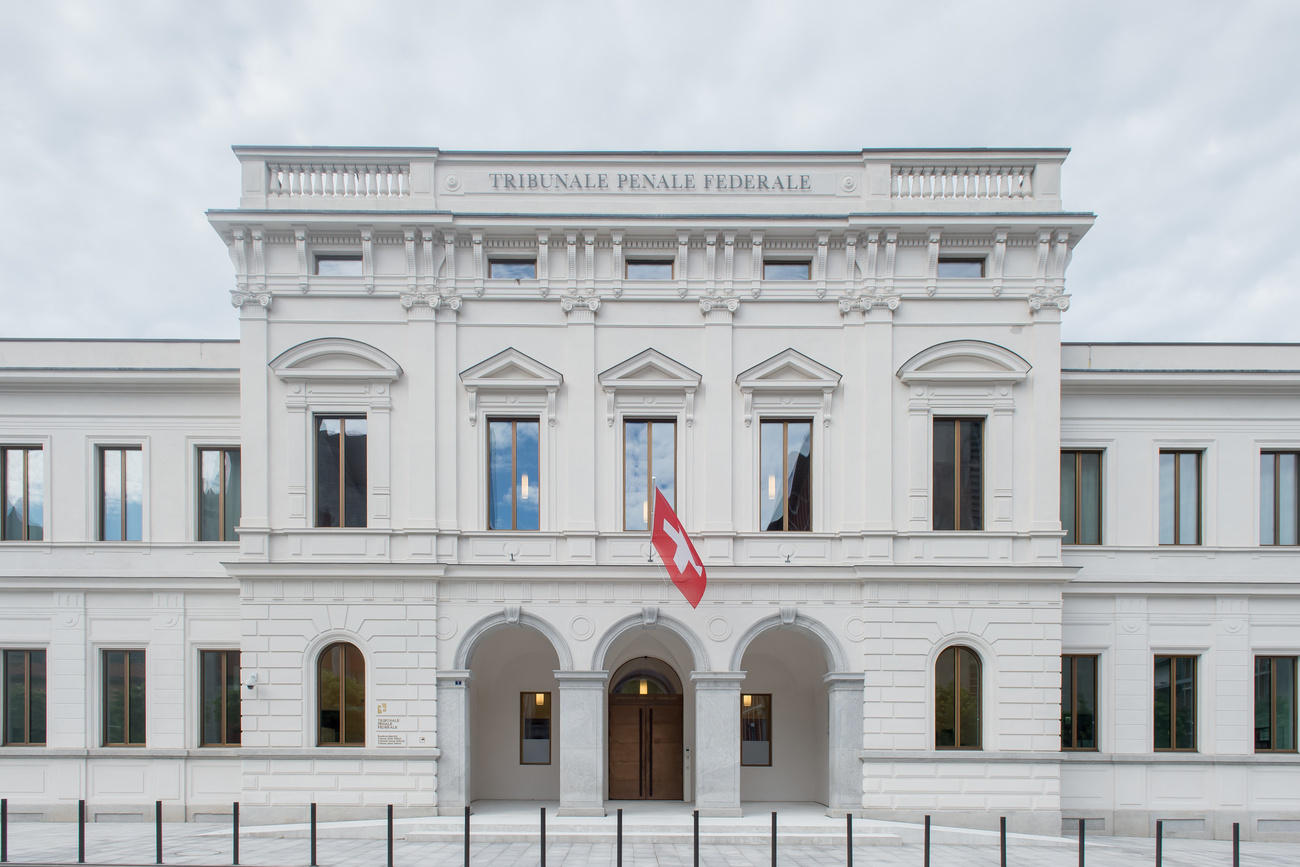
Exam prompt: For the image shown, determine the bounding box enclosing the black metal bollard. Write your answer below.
[232,801,239,866]
[1078,817,1085,867]
[693,809,699,867]
[1232,821,1239,867]
[770,810,777,866]
[78,799,85,864]
[1000,815,1006,867]
[1155,819,1163,867]
[2,797,7,864]
[923,814,931,867]
[463,805,470,867]
[617,808,623,866]
[846,814,852,867]
[155,800,163,865]
[310,803,317,867]
[539,806,546,867]
[386,804,394,867]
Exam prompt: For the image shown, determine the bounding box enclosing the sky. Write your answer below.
[3,0,1298,343]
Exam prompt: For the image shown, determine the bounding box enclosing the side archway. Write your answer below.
[454,608,574,671]
[729,611,848,673]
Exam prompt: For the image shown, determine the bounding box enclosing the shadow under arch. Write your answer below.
[454,608,574,671]
[728,611,849,673]
[592,611,709,673]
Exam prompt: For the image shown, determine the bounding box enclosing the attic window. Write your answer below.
[626,260,673,280]
[937,257,985,278]
[763,261,811,280]
[489,259,537,279]
[315,255,362,276]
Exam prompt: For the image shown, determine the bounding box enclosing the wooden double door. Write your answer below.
[608,694,683,800]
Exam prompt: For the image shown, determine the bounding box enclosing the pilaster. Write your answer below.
[435,670,471,814]
[690,671,745,816]
[554,671,609,816]
[825,672,865,814]
[701,303,736,533]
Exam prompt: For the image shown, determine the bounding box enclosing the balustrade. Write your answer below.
[892,164,1034,200]
[267,162,410,198]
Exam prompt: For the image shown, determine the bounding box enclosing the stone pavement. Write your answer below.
[1,804,1295,866]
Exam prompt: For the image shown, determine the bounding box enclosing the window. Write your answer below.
[1255,656,1296,752]
[1159,451,1201,545]
[199,650,241,747]
[488,259,536,279]
[99,447,143,541]
[2,446,44,541]
[315,417,366,528]
[933,419,982,531]
[318,642,364,746]
[520,692,551,764]
[1153,655,1196,751]
[4,649,46,746]
[762,261,811,280]
[1261,451,1298,545]
[626,260,673,280]
[740,693,772,766]
[759,419,812,531]
[103,649,145,746]
[937,257,985,278]
[198,448,241,541]
[1061,655,1098,750]
[488,418,540,530]
[314,255,362,276]
[1061,450,1102,545]
[935,646,981,749]
[624,420,676,530]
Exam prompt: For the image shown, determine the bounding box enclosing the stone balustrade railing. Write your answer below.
[267,161,410,199]
[891,163,1034,200]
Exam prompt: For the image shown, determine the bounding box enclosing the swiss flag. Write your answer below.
[650,488,707,608]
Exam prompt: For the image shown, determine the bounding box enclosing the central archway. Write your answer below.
[608,657,684,800]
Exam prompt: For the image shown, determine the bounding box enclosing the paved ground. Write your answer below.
[1,807,1295,866]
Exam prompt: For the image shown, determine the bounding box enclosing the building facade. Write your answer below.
[1,148,1297,839]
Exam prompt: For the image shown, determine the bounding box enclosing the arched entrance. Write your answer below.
[608,657,683,800]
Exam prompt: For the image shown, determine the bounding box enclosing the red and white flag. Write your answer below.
[650,488,707,608]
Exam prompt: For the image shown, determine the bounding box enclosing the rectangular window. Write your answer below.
[103,649,146,747]
[520,691,551,764]
[489,419,540,530]
[1061,654,1098,750]
[4,649,46,746]
[740,693,772,766]
[1159,451,1201,545]
[1260,451,1299,545]
[197,448,241,541]
[1255,656,1296,752]
[1061,450,1102,545]
[933,419,983,531]
[315,417,366,528]
[314,254,362,276]
[2,446,44,541]
[99,447,143,541]
[1153,655,1196,751]
[762,261,811,280]
[489,259,537,279]
[624,420,676,531]
[199,650,241,747]
[759,419,812,532]
[626,260,673,280]
[937,257,985,278]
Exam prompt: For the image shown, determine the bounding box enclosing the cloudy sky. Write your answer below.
[4,1,1298,343]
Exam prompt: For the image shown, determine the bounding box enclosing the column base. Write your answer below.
[557,805,607,817]
[695,807,744,818]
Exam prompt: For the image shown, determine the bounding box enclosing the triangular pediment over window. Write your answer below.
[736,348,842,391]
[599,348,701,391]
[269,337,402,382]
[896,339,1030,384]
[459,347,563,391]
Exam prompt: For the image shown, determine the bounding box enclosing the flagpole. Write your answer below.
[648,474,657,563]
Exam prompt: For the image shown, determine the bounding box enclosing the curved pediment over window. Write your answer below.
[896,340,1030,384]
[269,337,402,382]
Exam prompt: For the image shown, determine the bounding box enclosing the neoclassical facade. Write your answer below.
[1,148,1297,840]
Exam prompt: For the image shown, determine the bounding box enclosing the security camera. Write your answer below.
[243,672,258,690]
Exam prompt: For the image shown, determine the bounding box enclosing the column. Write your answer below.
[702,307,735,532]
[555,671,608,816]
[435,306,460,535]
[562,300,598,535]
[238,302,271,558]
[863,307,895,533]
[435,671,471,815]
[825,672,865,815]
[404,303,438,529]
[691,671,744,816]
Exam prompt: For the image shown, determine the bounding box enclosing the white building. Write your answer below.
[1,147,1297,840]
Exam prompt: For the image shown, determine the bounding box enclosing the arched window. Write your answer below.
[318,642,365,746]
[936,646,981,749]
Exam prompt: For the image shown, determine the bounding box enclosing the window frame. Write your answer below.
[196,446,240,542]
[1061,449,1103,545]
[487,417,542,531]
[758,418,814,532]
[1260,450,1299,546]
[740,692,773,767]
[625,259,674,280]
[937,257,986,278]
[488,258,538,280]
[761,260,812,280]
[313,253,363,276]
[935,645,982,750]
[1153,654,1197,752]
[98,445,144,542]
[1061,654,1099,751]
[314,415,367,529]
[317,641,365,747]
[198,649,241,748]
[1254,654,1297,753]
[3,648,47,746]
[932,417,984,532]
[102,648,146,747]
[1159,450,1202,545]
[1,445,45,542]
[519,691,552,765]
[622,418,677,531]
